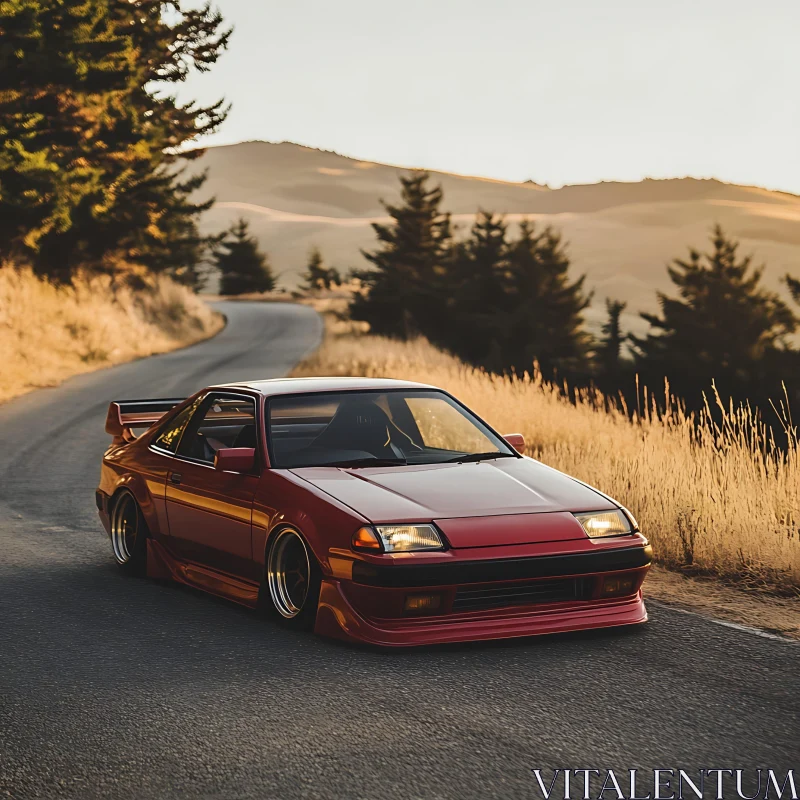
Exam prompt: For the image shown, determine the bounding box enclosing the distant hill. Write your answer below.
[194,141,800,335]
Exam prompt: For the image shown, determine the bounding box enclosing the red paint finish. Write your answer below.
[291,457,617,523]
[435,511,588,548]
[214,447,256,473]
[503,433,525,453]
[97,378,652,647]
[164,460,259,581]
[315,582,648,647]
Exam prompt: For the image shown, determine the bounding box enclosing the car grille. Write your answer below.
[452,577,591,613]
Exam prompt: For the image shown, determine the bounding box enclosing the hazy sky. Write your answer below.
[179,0,800,193]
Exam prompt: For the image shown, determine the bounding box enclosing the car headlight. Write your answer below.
[574,509,632,538]
[353,524,444,553]
[619,504,639,531]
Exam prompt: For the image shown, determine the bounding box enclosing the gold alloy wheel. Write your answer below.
[111,492,139,565]
[267,529,311,619]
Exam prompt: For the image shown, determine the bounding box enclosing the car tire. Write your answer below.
[262,527,322,631]
[110,490,148,576]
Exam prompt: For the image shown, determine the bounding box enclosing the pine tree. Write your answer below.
[90,1,230,284]
[214,219,275,295]
[783,274,800,416]
[0,1,230,281]
[328,266,342,288]
[631,225,797,404]
[443,211,510,367]
[302,247,339,291]
[595,299,629,380]
[786,274,800,306]
[350,171,452,339]
[501,220,591,379]
[0,0,133,269]
[303,248,326,291]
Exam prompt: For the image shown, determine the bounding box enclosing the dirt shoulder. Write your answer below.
[644,566,799,640]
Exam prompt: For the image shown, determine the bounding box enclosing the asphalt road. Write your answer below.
[0,302,796,800]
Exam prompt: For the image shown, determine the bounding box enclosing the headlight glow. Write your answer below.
[574,510,632,538]
[374,524,444,552]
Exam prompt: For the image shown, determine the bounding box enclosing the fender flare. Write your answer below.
[262,517,336,588]
[108,473,159,537]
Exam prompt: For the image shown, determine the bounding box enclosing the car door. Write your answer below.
[165,391,260,581]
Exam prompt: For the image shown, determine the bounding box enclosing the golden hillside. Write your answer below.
[195,141,800,335]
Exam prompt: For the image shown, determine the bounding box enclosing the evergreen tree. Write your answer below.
[214,219,275,295]
[352,172,592,379]
[438,216,591,378]
[0,1,133,265]
[302,247,340,291]
[501,220,591,378]
[783,274,800,416]
[303,247,327,291]
[631,225,797,405]
[0,1,230,281]
[85,1,230,285]
[443,211,510,367]
[786,274,800,306]
[595,298,629,381]
[350,171,452,339]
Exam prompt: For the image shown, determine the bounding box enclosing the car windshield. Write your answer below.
[268,390,516,468]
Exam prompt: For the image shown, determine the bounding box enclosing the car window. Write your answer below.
[404,395,496,453]
[268,390,513,468]
[177,394,257,464]
[152,395,205,454]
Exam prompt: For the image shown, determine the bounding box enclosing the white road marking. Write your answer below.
[648,599,799,645]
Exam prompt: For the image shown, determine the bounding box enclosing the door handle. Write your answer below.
[170,473,182,485]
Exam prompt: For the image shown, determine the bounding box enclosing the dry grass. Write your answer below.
[293,328,800,595]
[0,266,223,404]
[644,567,799,640]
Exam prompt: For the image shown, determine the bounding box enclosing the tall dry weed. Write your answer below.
[0,266,222,404]
[294,331,800,592]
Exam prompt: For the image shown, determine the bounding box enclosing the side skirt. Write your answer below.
[147,539,260,608]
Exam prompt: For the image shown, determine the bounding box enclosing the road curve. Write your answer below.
[0,302,796,799]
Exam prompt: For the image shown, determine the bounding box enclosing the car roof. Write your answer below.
[210,376,438,397]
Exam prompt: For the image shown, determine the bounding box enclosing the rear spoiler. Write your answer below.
[105,398,185,439]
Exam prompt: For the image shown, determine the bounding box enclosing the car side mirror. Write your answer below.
[503,433,525,453]
[214,447,256,473]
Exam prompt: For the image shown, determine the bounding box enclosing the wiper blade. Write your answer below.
[443,452,517,464]
[319,457,407,468]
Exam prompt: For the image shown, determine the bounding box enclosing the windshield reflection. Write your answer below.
[268,390,516,468]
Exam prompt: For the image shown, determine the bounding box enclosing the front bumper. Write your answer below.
[350,544,652,586]
[315,541,652,646]
[315,580,648,646]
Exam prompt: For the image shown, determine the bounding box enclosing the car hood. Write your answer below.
[291,457,616,524]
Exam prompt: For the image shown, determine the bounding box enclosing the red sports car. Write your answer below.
[97,377,651,646]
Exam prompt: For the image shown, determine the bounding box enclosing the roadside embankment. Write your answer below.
[0,266,224,405]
